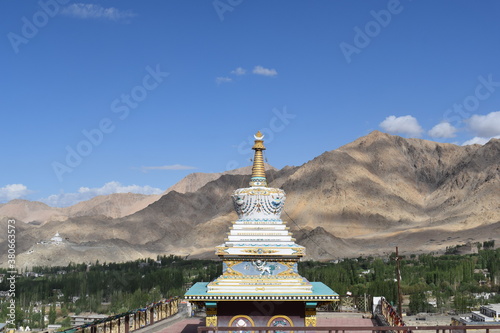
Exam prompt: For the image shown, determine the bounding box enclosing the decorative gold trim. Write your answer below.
[242,248,279,254]
[305,307,317,327]
[250,131,267,186]
[205,315,217,327]
[207,290,314,294]
[291,247,305,255]
[305,315,317,327]
[206,307,217,316]
[267,315,294,328]
[215,268,303,278]
[237,220,283,224]
[224,261,238,267]
[228,315,255,333]
[222,259,299,265]
[215,246,229,255]
[224,268,244,276]
[217,272,301,279]
[234,187,283,195]
[305,309,316,316]
[188,292,339,304]
[189,293,337,297]
[276,269,296,276]
[221,258,300,262]
[234,232,289,235]
[222,246,303,249]
[228,226,289,231]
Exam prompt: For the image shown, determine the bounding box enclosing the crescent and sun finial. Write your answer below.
[254,130,264,140]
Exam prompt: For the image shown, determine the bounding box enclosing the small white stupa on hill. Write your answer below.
[50,232,63,244]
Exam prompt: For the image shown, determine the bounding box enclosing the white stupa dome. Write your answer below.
[50,232,63,243]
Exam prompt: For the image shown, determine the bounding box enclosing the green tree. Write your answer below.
[30,313,41,329]
[60,316,71,329]
[41,304,46,328]
[48,304,56,325]
[14,305,25,328]
[483,240,495,249]
[453,292,475,313]
[61,306,68,317]
[409,292,428,314]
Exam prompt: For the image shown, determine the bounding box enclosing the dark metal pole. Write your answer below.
[396,246,403,318]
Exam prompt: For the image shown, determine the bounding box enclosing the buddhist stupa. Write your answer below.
[185,131,339,329]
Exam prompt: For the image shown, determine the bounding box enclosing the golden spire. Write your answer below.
[250,131,267,187]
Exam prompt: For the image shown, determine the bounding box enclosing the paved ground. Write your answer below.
[404,314,455,326]
[134,306,203,333]
[141,311,375,333]
[317,312,376,333]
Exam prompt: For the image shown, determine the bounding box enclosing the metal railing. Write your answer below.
[57,296,179,333]
[320,294,373,313]
[376,297,405,327]
[197,324,500,333]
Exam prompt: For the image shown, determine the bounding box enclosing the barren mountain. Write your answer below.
[4,132,499,268]
[0,165,274,225]
[64,193,158,219]
[163,163,276,194]
[0,199,65,224]
[0,193,160,224]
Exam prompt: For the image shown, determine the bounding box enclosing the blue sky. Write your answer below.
[1,0,500,207]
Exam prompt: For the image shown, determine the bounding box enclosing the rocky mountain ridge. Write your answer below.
[2,132,499,268]
[0,165,274,224]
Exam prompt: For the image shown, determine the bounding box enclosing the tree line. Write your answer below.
[0,255,221,328]
[300,244,500,314]
[0,246,499,327]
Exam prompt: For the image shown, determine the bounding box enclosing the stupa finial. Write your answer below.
[250,131,267,187]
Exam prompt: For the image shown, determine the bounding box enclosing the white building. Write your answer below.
[70,314,108,327]
[453,303,500,326]
[50,232,63,244]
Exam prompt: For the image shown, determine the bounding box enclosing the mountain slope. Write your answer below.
[0,165,274,224]
[162,163,275,194]
[5,132,499,267]
[0,193,159,224]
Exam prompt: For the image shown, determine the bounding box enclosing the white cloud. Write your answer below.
[0,184,33,202]
[61,4,136,21]
[253,65,278,77]
[139,164,197,173]
[466,111,500,137]
[231,67,246,75]
[428,122,457,138]
[462,135,500,146]
[462,137,489,146]
[39,181,163,207]
[379,115,424,137]
[215,76,232,85]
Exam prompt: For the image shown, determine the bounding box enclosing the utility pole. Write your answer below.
[395,246,403,317]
